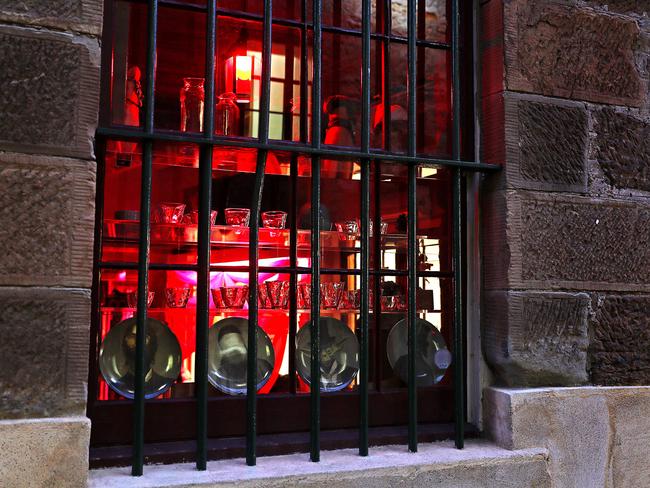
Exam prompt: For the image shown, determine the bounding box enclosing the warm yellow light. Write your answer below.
[235,55,252,81]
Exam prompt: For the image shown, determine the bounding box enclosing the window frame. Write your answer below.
[88,0,498,472]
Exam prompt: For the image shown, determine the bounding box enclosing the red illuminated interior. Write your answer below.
[96,2,455,403]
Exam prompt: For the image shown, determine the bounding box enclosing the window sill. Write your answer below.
[89,440,549,488]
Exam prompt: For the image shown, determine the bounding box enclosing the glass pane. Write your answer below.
[155,6,207,131]
[109,1,148,128]
[101,139,142,264]
[391,0,447,43]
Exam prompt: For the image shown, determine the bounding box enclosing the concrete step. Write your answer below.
[89,440,551,488]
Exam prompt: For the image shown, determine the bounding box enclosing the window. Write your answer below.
[89,0,495,474]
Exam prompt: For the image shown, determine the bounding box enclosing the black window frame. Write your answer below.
[88,0,499,474]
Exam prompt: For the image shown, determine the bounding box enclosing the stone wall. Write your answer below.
[0,0,101,484]
[480,0,650,386]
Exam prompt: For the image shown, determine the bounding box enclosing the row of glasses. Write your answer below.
[126,287,192,309]
[223,208,288,229]
[127,284,408,312]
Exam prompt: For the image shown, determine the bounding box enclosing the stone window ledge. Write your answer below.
[89,440,548,488]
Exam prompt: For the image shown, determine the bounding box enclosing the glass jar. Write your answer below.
[215,92,240,136]
[180,77,204,132]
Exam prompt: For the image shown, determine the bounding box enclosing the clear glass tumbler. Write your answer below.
[262,211,287,229]
[165,287,192,308]
[220,286,249,308]
[265,281,290,309]
[156,202,186,224]
[215,92,240,136]
[225,208,251,227]
[320,282,344,309]
[180,77,204,133]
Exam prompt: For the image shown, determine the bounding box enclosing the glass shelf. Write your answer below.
[100,307,418,315]
[103,220,417,251]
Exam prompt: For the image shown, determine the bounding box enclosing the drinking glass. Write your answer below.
[156,203,186,224]
[258,282,271,309]
[126,290,155,309]
[220,286,249,308]
[335,220,358,241]
[265,281,290,309]
[261,211,287,229]
[381,295,398,312]
[215,92,240,136]
[211,288,226,309]
[225,208,251,227]
[298,283,312,309]
[180,77,204,133]
[320,282,344,309]
[183,210,217,225]
[165,287,192,308]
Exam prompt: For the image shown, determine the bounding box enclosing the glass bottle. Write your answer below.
[180,77,204,132]
[215,92,240,136]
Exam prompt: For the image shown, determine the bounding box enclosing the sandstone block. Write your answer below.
[0,25,100,159]
[483,291,589,386]
[0,417,89,488]
[0,287,90,419]
[0,152,96,287]
[586,1,650,14]
[504,95,587,192]
[485,387,650,488]
[483,190,650,292]
[504,0,646,106]
[0,0,103,36]
[592,108,650,193]
[589,295,650,385]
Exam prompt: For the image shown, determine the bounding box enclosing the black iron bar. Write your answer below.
[131,0,158,476]
[195,0,216,471]
[450,0,465,450]
[358,0,371,458]
[406,0,418,453]
[299,0,309,143]
[246,0,273,467]
[310,0,322,463]
[289,154,299,394]
[96,127,500,171]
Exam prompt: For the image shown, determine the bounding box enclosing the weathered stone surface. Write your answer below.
[90,441,551,488]
[485,387,650,488]
[520,195,650,287]
[592,108,650,193]
[504,1,646,106]
[0,152,96,287]
[0,25,100,159]
[484,191,650,291]
[589,295,650,385]
[483,291,589,386]
[504,95,587,192]
[0,0,102,36]
[0,417,89,488]
[586,1,650,14]
[0,287,90,419]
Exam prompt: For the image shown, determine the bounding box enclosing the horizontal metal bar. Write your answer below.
[96,128,501,171]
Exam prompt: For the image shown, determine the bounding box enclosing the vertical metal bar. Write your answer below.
[132,0,158,476]
[299,0,309,143]
[451,0,465,450]
[289,155,298,394]
[374,0,390,393]
[310,0,322,463]
[358,0,371,458]
[406,0,418,453]
[195,0,216,471]
[247,0,273,467]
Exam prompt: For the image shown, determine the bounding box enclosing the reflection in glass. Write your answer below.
[208,317,275,395]
[295,317,359,392]
[386,318,451,386]
[99,317,182,399]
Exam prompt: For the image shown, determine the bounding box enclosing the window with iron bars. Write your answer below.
[89,0,498,474]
